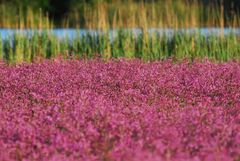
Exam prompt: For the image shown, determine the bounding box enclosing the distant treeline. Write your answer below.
[0,0,240,28]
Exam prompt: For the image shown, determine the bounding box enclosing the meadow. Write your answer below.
[0,59,239,160]
[0,1,240,161]
[0,0,240,63]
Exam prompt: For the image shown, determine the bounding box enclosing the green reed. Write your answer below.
[1,30,240,64]
[0,34,2,60]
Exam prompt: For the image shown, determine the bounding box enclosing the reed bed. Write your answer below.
[1,30,240,63]
[0,0,239,29]
[71,0,239,29]
[0,5,53,29]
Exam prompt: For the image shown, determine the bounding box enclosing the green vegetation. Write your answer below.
[0,0,239,29]
[1,30,240,63]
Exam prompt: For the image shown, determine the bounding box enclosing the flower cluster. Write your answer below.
[0,59,239,161]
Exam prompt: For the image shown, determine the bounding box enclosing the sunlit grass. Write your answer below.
[1,30,240,63]
[0,0,239,29]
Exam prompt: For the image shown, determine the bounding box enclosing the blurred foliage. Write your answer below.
[0,0,239,19]
[0,0,240,28]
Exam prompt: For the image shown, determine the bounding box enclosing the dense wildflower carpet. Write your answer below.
[0,59,240,161]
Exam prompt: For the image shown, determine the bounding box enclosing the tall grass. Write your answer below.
[1,30,240,63]
[0,34,2,60]
[69,0,240,29]
[0,5,53,29]
[0,0,240,29]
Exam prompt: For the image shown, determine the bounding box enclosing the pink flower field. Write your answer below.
[0,59,240,161]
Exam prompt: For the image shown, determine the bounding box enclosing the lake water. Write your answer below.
[1,28,240,40]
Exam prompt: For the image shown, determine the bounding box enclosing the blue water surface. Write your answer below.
[0,28,240,40]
